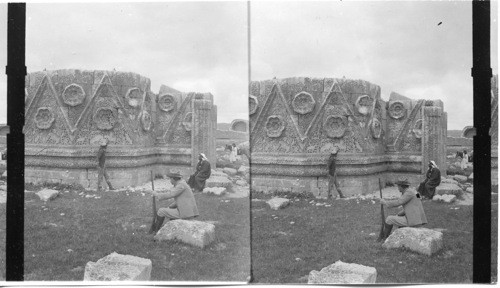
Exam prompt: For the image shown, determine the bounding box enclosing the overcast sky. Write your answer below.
[251,1,498,130]
[0,2,248,124]
[0,1,498,130]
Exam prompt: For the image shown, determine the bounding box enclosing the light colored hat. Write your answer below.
[395,178,410,187]
[166,170,182,179]
[199,153,208,161]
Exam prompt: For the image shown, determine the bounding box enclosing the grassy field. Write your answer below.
[251,190,496,284]
[23,182,250,281]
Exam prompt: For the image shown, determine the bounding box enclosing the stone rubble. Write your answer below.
[266,197,290,210]
[308,261,377,284]
[382,227,443,256]
[452,175,468,184]
[154,219,216,248]
[435,183,463,198]
[222,167,237,176]
[36,188,60,202]
[202,187,227,196]
[84,252,152,281]
[432,194,456,203]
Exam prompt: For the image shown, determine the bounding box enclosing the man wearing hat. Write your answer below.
[379,178,427,240]
[327,147,345,199]
[97,138,114,192]
[417,160,441,199]
[149,170,199,233]
[187,153,211,193]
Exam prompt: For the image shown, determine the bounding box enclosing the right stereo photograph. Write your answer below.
[249,1,497,284]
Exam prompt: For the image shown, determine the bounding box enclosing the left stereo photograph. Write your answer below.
[1,2,250,282]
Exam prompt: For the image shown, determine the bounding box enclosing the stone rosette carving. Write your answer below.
[158,94,176,112]
[389,101,407,119]
[355,95,372,115]
[125,88,142,108]
[323,115,347,139]
[292,92,315,115]
[249,95,259,115]
[182,112,193,131]
[265,115,285,138]
[93,107,117,130]
[412,119,423,139]
[141,110,152,131]
[62,84,86,107]
[35,107,55,129]
[370,118,382,139]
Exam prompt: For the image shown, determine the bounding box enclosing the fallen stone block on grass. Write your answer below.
[202,187,227,196]
[211,170,228,177]
[468,173,473,180]
[441,178,458,185]
[452,175,468,183]
[154,219,215,248]
[266,197,290,210]
[466,187,473,194]
[206,176,233,189]
[36,189,59,202]
[382,227,443,256]
[432,194,456,203]
[308,261,377,284]
[84,252,152,281]
[435,183,463,198]
[238,165,249,174]
[223,167,237,176]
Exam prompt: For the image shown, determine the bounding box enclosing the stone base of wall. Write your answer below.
[25,164,191,189]
[251,172,422,197]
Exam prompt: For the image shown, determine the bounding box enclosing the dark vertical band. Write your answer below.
[472,0,492,284]
[6,3,26,281]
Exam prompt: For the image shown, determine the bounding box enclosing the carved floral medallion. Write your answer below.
[125,88,142,108]
[141,110,152,131]
[62,84,86,107]
[412,119,423,139]
[94,107,117,130]
[323,115,347,138]
[182,112,193,131]
[370,118,382,139]
[355,95,372,115]
[265,115,285,138]
[388,101,407,119]
[249,95,259,115]
[158,94,176,112]
[35,107,55,129]
[292,92,315,114]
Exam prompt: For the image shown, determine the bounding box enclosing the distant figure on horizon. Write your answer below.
[229,143,238,163]
[188,153,212,193]
[327,147,345,199]
[97,139,114,192]
[417,160,441,199]
[461,150,469,170]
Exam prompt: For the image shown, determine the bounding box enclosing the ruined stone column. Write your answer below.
[422,102,447,176]
[191,95,216,170]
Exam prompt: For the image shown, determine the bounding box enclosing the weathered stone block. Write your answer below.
[452,175,468,183]
[36,189,59,202]
[441,178,458,185]
[466,187,473,194]
[266,197,290,210]
[202,187,227,196]
[432,194,456,203]
[308,261,377,284]
[468,173,474,180]
[84,252,152,281]
[154,219,215,248]
[223,167,237,176]
[206,176,232,189]
[238,165,250,174]
[382,227,443,256]
[436,183,463,198]
[236,179,247,186]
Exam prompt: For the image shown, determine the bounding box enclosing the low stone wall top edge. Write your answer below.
[25,146,192,157]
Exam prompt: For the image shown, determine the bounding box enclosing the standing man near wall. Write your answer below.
[97,139,114,192]
[327,147,345,199]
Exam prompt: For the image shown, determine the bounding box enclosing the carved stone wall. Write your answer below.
[249,77,446,196]
[24,70,216,188]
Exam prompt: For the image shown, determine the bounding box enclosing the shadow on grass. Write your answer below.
[251,192,484,284]
[24,185,250,281]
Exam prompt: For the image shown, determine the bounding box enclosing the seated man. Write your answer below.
[187,153,211,193]
[149,170,199,233]
[417,160,441,199]
[380,178,427,240]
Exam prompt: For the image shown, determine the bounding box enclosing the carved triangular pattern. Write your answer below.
[162,94,193,141]
[391,99,424,148]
